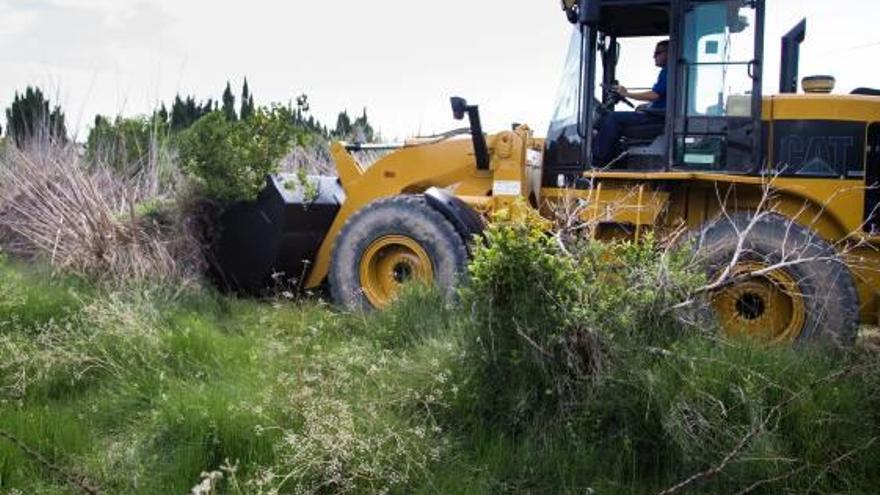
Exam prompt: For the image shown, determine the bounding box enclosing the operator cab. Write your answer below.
[543,0,765,186]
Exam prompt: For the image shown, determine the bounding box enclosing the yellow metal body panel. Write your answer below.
[543,173,865,238]
[540,172,878,321]
[769,94,880,121]
[304,139,481,288]
[541,183,671,228]
[304,128,532,289]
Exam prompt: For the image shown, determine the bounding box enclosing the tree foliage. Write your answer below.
[222,82,237,122]
[240,78,255,121]
[334,111,352,138]
[4,86,67,147]
[332,108,376,143]
[170,95,213,132]
[178,107,297,203]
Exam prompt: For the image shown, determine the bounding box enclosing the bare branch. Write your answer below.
[734,436,879,495]
[656,363,876,495]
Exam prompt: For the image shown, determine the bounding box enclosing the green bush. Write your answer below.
[459,214,704,429]
[178,107,296,203]
[459,214,581,427]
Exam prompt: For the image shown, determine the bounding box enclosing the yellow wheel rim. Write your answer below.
[711,261,807,344]
[358,235,434,309]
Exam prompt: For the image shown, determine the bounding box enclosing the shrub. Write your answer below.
[460,213,582,425]
[178,107,296,203]
[459,213,705,429]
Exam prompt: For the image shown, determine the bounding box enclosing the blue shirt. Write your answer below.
[650,67,668,110]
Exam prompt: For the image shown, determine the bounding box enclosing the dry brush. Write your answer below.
[0,142,202,289]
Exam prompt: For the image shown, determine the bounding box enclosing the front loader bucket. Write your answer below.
[208,174,344,294]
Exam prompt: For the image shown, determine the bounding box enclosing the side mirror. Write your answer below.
[562,0,578,24]
[578,0,601,25]
[450,97,468,120]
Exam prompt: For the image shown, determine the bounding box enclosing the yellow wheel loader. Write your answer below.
[212,0,880,346]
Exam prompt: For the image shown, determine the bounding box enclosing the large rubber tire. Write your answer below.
[329,195,468,310]
[692,212,859,346]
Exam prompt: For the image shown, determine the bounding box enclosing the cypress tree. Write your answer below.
[170,95,186,131]
[354,107,375,143]
[185,97,197,125]
[240,78,255,120]
[155,103,169,127]
[334,110,352,139]
[4,86,67,147]
[222,82,237,121]
[170,94,212,131]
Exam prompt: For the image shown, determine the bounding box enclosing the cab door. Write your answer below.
[671,0,765,172]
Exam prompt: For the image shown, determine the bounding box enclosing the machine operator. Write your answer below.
[592,40,669,166]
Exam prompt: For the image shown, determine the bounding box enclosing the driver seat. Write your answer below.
[609,109,667,170]
[620,109,665,143]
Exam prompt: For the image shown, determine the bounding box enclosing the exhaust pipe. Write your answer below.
[780,19,807,94]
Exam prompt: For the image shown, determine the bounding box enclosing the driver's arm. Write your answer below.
[614,86,660,103]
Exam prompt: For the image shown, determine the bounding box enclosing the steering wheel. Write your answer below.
[590,88,636,126]
[602,85,636,110]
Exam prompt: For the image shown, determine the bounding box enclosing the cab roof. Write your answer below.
[598,2,669,37]
[564,0,751,38]
[560,0,669,37]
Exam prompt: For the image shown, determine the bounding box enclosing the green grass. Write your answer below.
[0,259,86,332]
[0,255,879,494]
[0,405,94,490]
[0,276,453,493]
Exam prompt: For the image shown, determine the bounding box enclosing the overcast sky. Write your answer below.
[0,0,877,141]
